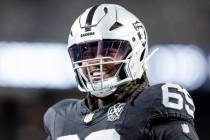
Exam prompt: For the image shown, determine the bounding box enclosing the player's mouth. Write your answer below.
[91,71,103,81]
[90,69,109,81]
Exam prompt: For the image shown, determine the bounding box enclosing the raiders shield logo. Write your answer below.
[107,103,126,121]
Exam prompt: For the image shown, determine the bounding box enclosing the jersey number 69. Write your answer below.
[161,83,195,118]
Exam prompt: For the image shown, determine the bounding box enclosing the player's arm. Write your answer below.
[151,120,199,140]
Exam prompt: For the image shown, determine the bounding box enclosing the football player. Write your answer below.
[44,4,199,140]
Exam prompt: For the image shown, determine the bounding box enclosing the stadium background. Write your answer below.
[0,0,209,139]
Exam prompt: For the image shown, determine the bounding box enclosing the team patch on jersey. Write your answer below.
[107,103,126,121]
[181,123,190,134]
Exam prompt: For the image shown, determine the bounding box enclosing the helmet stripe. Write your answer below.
[85,5,100,31]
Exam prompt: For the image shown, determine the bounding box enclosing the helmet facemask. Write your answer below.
[69,39,132,97]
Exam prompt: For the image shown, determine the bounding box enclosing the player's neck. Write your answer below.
[95,94,117,109]
[96,98,113,108]
[101,92,118,107]
[85,93,117,111]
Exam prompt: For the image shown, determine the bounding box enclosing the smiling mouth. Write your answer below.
[86,65,118,81]
[91,71,104,81]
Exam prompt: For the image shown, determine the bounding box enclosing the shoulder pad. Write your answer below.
[51,99,80,116]
[43,99,81,138]
[135,83,195,123]
[44,98,80,127]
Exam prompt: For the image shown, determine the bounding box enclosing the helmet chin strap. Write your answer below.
[143,48,159,71]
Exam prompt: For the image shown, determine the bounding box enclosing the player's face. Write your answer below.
[82,47,122,82]
[69,40,132,82]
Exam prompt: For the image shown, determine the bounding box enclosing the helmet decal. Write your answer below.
[132,21,147,46]
[85,5,100,31]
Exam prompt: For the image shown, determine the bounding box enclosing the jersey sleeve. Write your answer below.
[141,83,195,124]
[137,83,199,139]
[151,120,199,140]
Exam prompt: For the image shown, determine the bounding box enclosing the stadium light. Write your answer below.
[147,44,208,90]
[0,42,76,89]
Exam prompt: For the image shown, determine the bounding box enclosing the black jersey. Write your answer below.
[44,83,199,140]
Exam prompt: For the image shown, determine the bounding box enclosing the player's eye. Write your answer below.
[108,49,116,53]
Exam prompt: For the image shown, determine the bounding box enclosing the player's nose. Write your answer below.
[88,53,105,64]
[88,58,101,65]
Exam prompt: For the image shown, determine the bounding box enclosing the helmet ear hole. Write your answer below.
[140,49,145,61]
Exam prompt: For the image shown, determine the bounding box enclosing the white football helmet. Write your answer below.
[67,4,148,97]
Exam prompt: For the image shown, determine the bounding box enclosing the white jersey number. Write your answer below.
[161,83,195,118]
[57,129,120,140]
